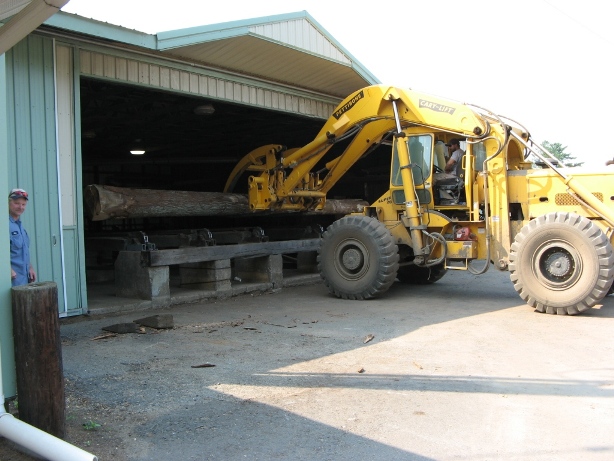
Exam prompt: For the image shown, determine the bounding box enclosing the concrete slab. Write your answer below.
[3,269,614,461]
[86,273,321,317]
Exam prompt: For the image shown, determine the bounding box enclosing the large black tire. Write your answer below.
[397,264,447,284]
[317,216,399,299]
[509,212,614,315]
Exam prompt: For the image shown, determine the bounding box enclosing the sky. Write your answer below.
[61,0,614,169]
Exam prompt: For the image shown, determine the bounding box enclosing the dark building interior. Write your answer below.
[79,78,394,286]
[79,77,393,236]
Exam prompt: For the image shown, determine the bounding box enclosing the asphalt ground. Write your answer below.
[2,267,614,460]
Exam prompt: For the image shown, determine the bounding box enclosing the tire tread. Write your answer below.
[509,212,614,315]
[317,216,399,300]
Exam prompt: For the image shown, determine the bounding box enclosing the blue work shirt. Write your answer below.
[9,215,31,286]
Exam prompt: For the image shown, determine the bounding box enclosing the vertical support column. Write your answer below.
[234,255,283,287]
[56,43,86,315]
[0,52,17,398]
[180,259,232,291]
[11,282,65,438]
[114,251,170,308]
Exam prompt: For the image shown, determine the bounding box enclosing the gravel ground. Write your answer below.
[1,269,614,460]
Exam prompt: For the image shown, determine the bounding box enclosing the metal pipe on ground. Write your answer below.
[0,282,97,461]
[0,348,97,461]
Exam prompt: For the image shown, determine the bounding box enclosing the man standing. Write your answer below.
[9,188,36,286]
[445,139,465,177]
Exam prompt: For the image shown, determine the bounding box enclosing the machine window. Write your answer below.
[391,134,433,187]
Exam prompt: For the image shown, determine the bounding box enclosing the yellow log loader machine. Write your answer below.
[224,85,614,315]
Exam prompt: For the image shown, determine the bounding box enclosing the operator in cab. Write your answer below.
[445,139,465,177]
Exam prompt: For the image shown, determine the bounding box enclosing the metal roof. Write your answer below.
[24,10,384,197]
[0,0,31,20]
[0,0,68,54]
[44,10,379,98]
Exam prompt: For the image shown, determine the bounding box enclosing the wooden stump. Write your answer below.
[11,282,65,438]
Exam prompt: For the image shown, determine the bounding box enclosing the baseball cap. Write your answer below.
[9,188,28,200]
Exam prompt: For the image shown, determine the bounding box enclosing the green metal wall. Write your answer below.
[1,52,16,398]
[6,35,68,314]
[56,43,87,317]
[2,36,86,397]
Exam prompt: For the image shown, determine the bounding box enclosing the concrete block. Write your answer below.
[102,323,142,334]
[180,259,231,291]
[234,254,283,287]
[114,251,170,308]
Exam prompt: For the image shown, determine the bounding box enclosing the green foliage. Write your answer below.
[82,420,101,431]
[541,141,584,167]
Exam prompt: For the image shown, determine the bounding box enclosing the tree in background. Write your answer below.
[541,141,584,167]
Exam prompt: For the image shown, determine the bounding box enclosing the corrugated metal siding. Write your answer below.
[167,35,365,98]
[56,43,86,315]
[57,45,76,227]
[78,48,336,119]
[0,0,30,21]
[1,51,17,398]
[152,13,372,97]
[250,18,351,64]
[6,34,67,313]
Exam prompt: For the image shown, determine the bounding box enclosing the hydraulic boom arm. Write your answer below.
[225,85,491,212]
[224,85,489,210]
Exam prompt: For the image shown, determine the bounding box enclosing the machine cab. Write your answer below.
[389,133,467,210]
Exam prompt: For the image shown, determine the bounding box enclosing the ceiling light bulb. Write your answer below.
[193,104,215,115]
[130,150,145,155]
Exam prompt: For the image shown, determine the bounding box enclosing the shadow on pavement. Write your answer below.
[50,269,614,461]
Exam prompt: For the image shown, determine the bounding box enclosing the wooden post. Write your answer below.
[11,282,65,438]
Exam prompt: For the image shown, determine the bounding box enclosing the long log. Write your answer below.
[84,184,367,221]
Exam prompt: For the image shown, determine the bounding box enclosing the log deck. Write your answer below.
[142,238,321,267]
[114,238,321,308]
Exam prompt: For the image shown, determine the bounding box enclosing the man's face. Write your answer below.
[9,198,27,219]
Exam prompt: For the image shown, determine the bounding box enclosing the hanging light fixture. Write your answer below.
[130,139,145,155]
[193,104,215,115]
